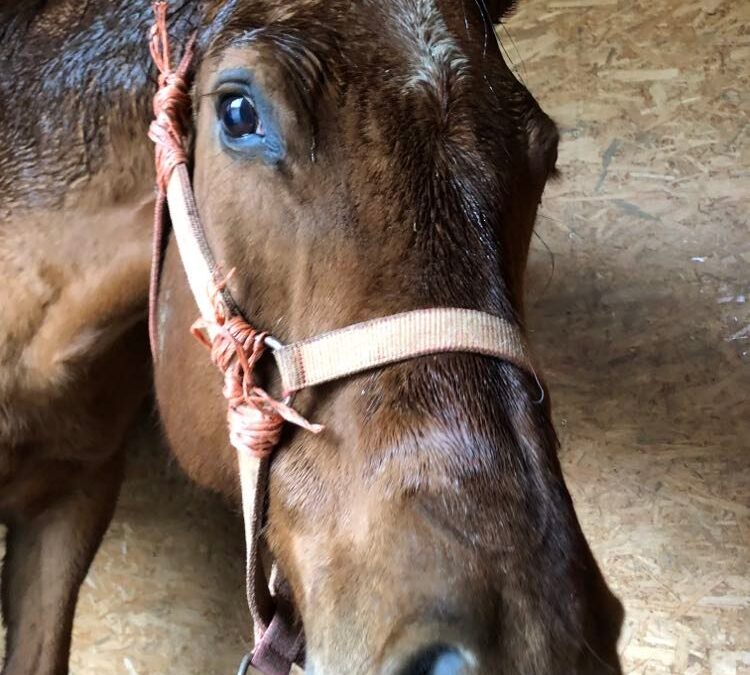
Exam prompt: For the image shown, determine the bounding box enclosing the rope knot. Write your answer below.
[148,1,195,193]
[192,276,323,460]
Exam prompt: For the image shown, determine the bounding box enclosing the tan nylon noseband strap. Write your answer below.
[273,308,530,394]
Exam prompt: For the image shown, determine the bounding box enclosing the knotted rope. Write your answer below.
[148,1,194,194]
[147,1,194,352]
[148,2,322,459]
[148,6,310,672]
[192,277,323,459]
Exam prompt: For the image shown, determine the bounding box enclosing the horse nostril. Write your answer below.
[398,644,472,675]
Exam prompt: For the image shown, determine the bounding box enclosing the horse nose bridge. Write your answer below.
[341,356,541,510]
[360,351,536,442]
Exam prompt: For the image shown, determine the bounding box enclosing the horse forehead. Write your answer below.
[213,0,475,94]
[263,0,470,78]
[356,0,471,89]
[391,0,470,90]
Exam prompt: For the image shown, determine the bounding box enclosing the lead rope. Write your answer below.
[147,4,312,673]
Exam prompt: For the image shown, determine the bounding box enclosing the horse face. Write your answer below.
[186,1,622,672]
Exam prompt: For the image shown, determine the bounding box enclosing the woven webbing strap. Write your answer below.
[273,308,530,394]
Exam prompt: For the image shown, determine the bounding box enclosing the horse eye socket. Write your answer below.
[218,94,261,139]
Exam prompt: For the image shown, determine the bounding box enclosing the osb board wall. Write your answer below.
[509,0,749,673]
[1,0,748,673]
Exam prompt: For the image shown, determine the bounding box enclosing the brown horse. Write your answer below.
[0,1,623,674]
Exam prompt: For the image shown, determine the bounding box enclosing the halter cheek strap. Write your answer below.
[147,4,537,674]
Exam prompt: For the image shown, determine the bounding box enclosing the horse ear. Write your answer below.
[483,0,519,22]
[526,107,560,183]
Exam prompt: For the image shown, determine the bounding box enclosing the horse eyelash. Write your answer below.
[201,89,226,99]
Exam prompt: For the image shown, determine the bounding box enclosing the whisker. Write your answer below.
[532,225,556,299]
[499,20,528,85]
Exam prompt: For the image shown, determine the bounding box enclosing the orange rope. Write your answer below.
[148,7,310,670]
[148,2,322,458]
[192,277,323,460]
[148,1,195,194]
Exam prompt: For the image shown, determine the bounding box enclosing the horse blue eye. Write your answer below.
[218,94,260,138]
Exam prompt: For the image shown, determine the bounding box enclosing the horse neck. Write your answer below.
[0,0,202,214]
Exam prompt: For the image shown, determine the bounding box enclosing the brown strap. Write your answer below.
[250,597,305,674]
[240,453,305,674]
[272,308,531,394]
[149,191,169,357]
[240,454,274,635]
